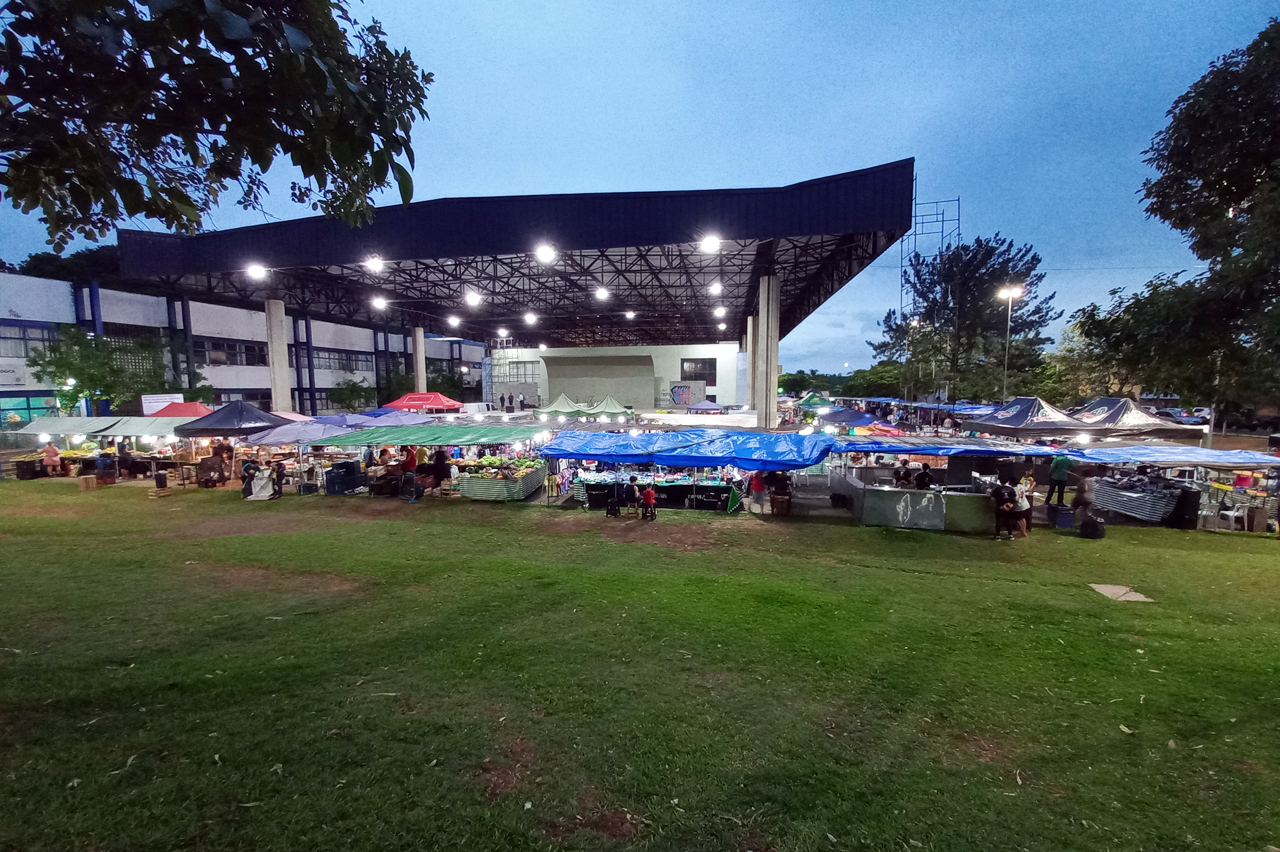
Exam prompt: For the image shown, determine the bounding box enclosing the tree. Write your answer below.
[840,360,901,398]
[1073,274,1280,415]
[870,235,1062,401]
[1,0,432,250]
[1045,322,1141,405]
[25,324,212,411]
[328,377,376,412]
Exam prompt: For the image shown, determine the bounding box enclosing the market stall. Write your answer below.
[571,469,735,510]
[453,457,547,501]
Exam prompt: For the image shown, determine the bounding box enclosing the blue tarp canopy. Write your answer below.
[1068,445,1278,470]
[314,413,380,427]
[364,410,436,426]
[835,436,1061,457]
[820,409,883,426]
[243,422,357,446]
[364,406,402,417]
[540,429,838,471]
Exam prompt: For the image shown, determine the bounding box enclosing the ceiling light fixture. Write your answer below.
[713,306,727,318]
[535,244,557,264]
[371,297,388,310]
[538,343,547,351]
[595,287,609,300]
[363,256,385,272]
[718,322,727,330]
[496,327,508,337]
[625,311,635,319]
[709,281,723,295]
[699,235,721,253]
[524,312,537,325]
[465,292,482,306]
[246,264,267,280]
[447,316,461,327]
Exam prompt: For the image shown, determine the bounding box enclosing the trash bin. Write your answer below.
[155,470,168,489]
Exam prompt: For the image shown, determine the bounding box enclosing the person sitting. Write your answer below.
[377,447,393,466]
[893,458,913,488]
[624,475,642,515]
[914,463,935,490]
[640,482,657,520]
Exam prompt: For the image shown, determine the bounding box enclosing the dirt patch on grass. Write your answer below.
[542,514,720,549]
[480,761,522,801]
[506,736,536,763]
[4,505,84,519]
[544,812,638,841]
[961,731,1011,763]
[187,562,363,595]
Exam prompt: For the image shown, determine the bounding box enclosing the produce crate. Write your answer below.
[456,462,547,501]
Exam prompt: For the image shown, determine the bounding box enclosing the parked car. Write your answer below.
[1191,407,1213,420]
[1156,408,1208,425]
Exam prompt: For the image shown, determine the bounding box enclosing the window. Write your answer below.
[680,358,717,386]
[0,324,56,359]
[193,337,269,367]
[291,346,375,373]
[214,389,272,407]
[1,392,60,426]
[507,360,540,383]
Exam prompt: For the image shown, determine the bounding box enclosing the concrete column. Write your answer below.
[765,276,781,429]
[754,275,780,429]
[412,327,428,393]
[745,315,758,414]
[264,299,292,412]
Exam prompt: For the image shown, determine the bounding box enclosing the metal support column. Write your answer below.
[753,275,780,429]
[745,315,758,414]
[180,296,197,389]
[304,316,318,415]
[291,316,306,414]
[165,298,182,382]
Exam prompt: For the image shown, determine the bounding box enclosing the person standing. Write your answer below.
[893,458,913,488]
[414,444,430,475]
[914,463,934,490]
[1047,452,1074,505]
[990,477,1019,540]
[1013,477,1031,537]
[431,448,451,497]
[41,440,62,477]
[499,393,506,409]
[518,392,526,410]
[749,470,768,514]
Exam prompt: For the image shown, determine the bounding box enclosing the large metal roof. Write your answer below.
[117,158,913,346]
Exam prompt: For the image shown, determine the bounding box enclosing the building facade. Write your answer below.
[0,272,486,425]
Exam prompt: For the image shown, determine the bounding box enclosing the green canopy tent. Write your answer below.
[535,393,592,418]
[583,395,630,418]
[324,425,546,446]
[796,392,833,409]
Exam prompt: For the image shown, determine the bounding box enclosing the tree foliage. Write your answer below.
[1073,19,1280,412]
[870,235,1061,402]
[840,361,901,398]
[1,0,432,250]
[328,376,375,412]
[26,324,212,411]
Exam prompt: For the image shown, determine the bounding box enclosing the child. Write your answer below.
[625,475,641,515]
[641,482,657,508]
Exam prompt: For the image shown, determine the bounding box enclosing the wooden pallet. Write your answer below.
[147,487,173,499]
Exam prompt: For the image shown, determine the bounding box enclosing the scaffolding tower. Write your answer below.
[899,176,960,315]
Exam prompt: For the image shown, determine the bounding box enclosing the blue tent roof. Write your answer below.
[314,413,380,427]
[364,406,401,417]
[820,409,882,426]
[540,429,838,471]
[1068,445,1278,469]
[835,436,1060,457]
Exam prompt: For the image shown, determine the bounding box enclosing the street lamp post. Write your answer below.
[996,286,1023,402]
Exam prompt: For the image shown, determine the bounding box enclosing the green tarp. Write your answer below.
[96,416,197,436]
[796,392,832,409]
[584,395,630,417]
[325,425,546,446]
[535,393,591,418]
[15,416,124,435]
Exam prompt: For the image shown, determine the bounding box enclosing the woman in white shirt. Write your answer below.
[1014,479,1032,537]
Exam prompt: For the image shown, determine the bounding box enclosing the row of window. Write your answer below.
[0,324,56,359]
[681,358,717,385]
[193,338,269,367]
[290,347,374,373]
[1,393,60,426]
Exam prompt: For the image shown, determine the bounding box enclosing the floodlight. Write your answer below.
[699,235,721,253]
[37,433,50,443]
[717,322,727,330]
[625,311,636,319]
[363,256,384,272]
[538,343,547,351]
[524,312,537,325]
[539,414,549,422]
[557,415,566,423]
[535,244,557,264]
[497,327,508,337]
[713,306,726,318]
[465,291,482,306]
[246,264,267,279]
[371,297,388,310]
[595,287,609,300]
[709,281,722,295]
[447,316,460,327]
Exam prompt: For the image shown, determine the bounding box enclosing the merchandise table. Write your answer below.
[456,462,547,501]
[572,476,734,510]
[1092,481,1181,522]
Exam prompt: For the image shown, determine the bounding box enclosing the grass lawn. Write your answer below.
[1,479,1278,851]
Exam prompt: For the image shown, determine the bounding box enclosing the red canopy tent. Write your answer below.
[385,392,463,411]
[150,401,213,417]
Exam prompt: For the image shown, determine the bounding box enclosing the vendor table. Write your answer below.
[457,462,547,501]
[572,479,732,510]
[1093,481,1181,522]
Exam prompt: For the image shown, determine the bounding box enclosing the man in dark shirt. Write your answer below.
[893,458,912,488]
[990,478,1019,540]
[914,463,934,490]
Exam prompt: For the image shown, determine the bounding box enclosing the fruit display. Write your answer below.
[11,448,95,462]
[455,456,542,480]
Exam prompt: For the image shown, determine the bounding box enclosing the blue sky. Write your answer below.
[1,1,1273,371]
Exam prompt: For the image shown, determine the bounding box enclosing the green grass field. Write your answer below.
[2,479,1278,851]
